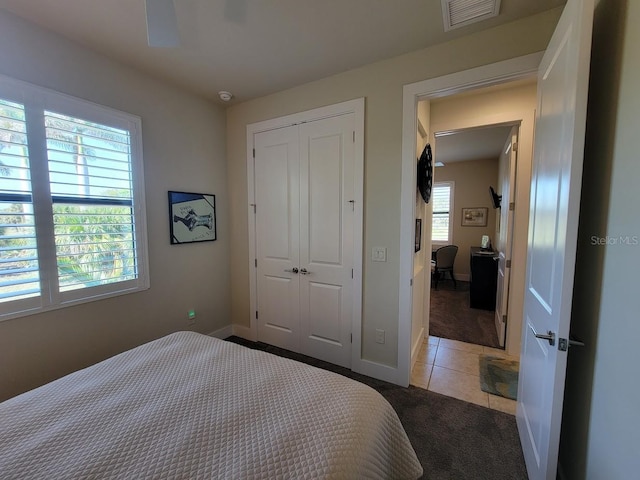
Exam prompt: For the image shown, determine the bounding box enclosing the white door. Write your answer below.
[254,125,301,352]
[495,127,518,347]
[299,114,355,368]
[254,114,355,367]
[517,0,594,478]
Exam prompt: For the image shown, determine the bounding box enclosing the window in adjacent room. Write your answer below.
[432,181,454,244]
[0,75,149,321]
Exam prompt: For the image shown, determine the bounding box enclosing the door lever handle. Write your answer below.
[299,268,312,275]
[530,325,555,346]
[284,267,299,274]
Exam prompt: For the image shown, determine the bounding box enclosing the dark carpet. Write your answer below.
[226,336,527,480]
[429,281,501,349]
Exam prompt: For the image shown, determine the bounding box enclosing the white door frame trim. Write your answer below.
[398,53,543,386]
[246,98,365,370]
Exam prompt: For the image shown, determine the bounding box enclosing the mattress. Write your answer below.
[0,331,423,479]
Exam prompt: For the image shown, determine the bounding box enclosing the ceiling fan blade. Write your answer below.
[145,0,180,48]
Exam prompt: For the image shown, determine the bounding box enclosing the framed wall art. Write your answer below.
[415,218,422,252]
[461,207,488,227]
[168,191,217,244]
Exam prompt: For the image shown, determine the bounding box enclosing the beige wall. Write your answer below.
[560,0,640,478]
[226,10,561,367]
[0,11,230,401]
[431,159,499,278]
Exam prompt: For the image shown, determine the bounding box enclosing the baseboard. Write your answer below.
[229,325,401,386]
[353,359,403,386]
[232,324,257,341]
[207,325,233,339]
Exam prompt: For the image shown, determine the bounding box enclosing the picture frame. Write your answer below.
[461,207,488,227]
[415,218,422,252]
[168,191,217,244]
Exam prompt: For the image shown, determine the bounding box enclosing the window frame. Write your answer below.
[0,74,149,322]
[431,181,454,245]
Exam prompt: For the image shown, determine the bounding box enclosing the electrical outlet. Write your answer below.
[187,309,196,325]
[375,329,385,344]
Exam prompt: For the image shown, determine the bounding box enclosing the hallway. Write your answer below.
[411,335,518,415]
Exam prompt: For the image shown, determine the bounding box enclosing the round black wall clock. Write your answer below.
[417,143,433,203]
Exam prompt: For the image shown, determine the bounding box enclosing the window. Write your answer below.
[432,182,454,243]
[0,75,148,320]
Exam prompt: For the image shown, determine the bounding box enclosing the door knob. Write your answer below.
[299,268,312,275]
[530,325,555,346]
[284,267,299,274]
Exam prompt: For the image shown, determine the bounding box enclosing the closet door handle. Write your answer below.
[299,268,312,275]
[284,268,299,274]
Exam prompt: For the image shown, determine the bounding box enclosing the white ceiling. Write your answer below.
[0,0,565,104]
[435,125,513,164]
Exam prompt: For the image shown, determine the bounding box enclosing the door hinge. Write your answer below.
[352,131,355,142]
[509,202,515,211]
[506,259,511,268]
[253,148,255,158]
[502,314,507,324]
[350,333,353,343]
[513,142,518,152]
[348,199,355,211]
[351,268,354,279]
[250,203,256,213]
[256,311,258,319]
[410,278,413,286]
[254,258,257,268]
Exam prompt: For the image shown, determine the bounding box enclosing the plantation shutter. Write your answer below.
[432,183,451,242]
[0,99,40,302]
[0,74,149,321]
[44,111,138,293]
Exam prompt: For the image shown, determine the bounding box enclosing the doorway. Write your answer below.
[427,123,518,350]
[401,4,594,476]
[411,107,526,412]
[399,55,543,389]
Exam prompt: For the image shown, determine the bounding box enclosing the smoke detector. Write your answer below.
[218,91,233,102]
[441,0,501,32]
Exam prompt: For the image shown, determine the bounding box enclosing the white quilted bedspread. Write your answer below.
[0,332,423,479]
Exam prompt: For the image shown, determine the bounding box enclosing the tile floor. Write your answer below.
[411,335,519,415]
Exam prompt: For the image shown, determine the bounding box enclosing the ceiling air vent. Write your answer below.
[441,0,501,32]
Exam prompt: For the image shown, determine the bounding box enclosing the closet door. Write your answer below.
[254,125,300,352]
[298,114,355,368]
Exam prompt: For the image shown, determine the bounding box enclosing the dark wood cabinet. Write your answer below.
[469,247,499,310]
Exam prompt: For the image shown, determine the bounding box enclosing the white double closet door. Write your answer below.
[253,113,355,368]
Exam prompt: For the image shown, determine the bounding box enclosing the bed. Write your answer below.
[0,331,423,479]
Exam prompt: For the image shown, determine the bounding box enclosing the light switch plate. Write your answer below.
[372,247,387,262]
